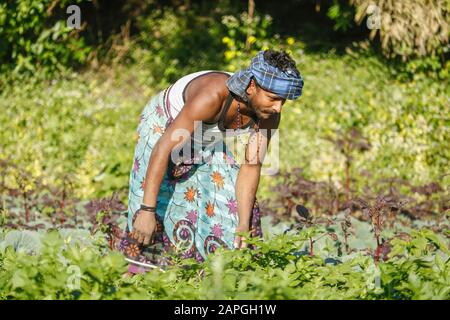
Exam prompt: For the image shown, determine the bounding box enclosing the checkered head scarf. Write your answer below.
[226,50,304,102]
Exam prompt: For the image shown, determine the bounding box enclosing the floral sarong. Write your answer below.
[119,86,263,273]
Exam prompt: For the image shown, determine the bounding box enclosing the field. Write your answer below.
[0,0,449,300]
[1,49,449,299]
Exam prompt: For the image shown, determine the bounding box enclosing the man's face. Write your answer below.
[246,79,286,120]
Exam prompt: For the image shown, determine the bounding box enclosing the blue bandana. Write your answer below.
[226,51,304,102]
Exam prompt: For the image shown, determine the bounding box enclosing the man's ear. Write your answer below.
[246,78,257,96]
[248,78,254,86]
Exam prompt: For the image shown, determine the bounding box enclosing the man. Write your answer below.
[120,49,304,273]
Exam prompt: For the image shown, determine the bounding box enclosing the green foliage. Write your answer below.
[0,225,448,300]
[0,67,149,200]
[380,229,450,299]
[0,0,91,74]
[221,10,279,71]
[0,230,141,299]
[1,1,448,300]
[131,5,226,88]
[350,0,449,61]
[1,37,449,202]
[327,0,356,32]
[322,0,449,78]
[401,55,450,81]
[258,45,450,197]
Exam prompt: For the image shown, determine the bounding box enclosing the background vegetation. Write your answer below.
[0,0,449,299]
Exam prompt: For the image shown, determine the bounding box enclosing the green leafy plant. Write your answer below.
[0,225,448,300]
[0,0,91,74]
[327,0,356,32]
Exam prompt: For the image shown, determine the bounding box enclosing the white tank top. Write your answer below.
[166,70,255,148]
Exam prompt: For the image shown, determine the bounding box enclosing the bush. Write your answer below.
[350,0,449,61]
[0,225,448,299]
[131,4,227,88]
[0,0,92,74]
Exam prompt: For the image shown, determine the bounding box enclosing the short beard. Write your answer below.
[245,95,259,119]
[244,93,254,110]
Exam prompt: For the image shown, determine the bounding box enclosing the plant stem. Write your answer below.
[245,0,255,51]
[344,233,349,254]
[345,156,351,202]
[23,191,29,223]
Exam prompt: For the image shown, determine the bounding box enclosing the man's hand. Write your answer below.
[234,223,252,249]
[132,210,157,246]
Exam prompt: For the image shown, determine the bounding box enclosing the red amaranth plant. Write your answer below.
[326,128,370,202]
[290,204,337,257]
[355,196,401,265]
[340,212,354,254]
[86,192,127,249]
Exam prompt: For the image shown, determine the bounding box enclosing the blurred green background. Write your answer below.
[1,0,449,205]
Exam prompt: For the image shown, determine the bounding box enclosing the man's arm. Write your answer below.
[133,84,223,245]
[234,113,281,248]
[142,89,223,206]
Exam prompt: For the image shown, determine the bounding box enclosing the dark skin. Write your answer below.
[132,72,285,248]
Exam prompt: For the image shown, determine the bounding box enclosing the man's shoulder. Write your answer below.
[187,71,232,101]
[197,70,232,81]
